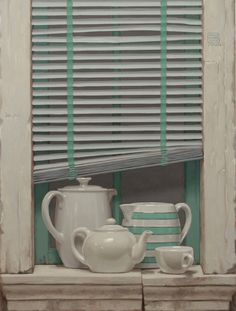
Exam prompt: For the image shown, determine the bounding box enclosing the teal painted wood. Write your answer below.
[127,226,181,235]
[184,160,200,264]
[142,257,156,264]
[112,172,122,224]
[111,20,123,226]
[48,248,62,264]
[35,183,61,264]
[132,212,178,220]
[35,183,50,264]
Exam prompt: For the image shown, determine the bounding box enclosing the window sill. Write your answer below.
[2,265,142,311]
[2,264,142,285]
[1,265,236,311]
[142,266,236,311]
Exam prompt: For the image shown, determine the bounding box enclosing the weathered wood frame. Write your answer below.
[201,0,236,273]
[0,0,235,274]
[0,0,33,273]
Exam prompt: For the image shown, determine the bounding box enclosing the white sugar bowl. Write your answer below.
[71,218,152,273]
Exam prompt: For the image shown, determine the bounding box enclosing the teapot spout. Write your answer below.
[131,231,152,264]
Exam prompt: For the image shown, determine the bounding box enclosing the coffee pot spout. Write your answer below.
[131,231,152,264]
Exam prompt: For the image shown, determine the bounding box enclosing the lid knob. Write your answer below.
[105,218,116,225]
[77,177,92,187]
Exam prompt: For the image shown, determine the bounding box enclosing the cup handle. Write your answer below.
[42,191,64,244]
[175,203,192,244]
[71,227,90,265]
[181,253,194,269]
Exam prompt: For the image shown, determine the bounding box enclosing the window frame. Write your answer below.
[0,0,235,274]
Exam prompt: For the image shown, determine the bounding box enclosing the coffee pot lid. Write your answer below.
[59,177,107,192]
[96,218,127,232]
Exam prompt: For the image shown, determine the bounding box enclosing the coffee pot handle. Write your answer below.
[175,203,192,244]
[108,189,117,202]
[42,191,64,244]
[71,228,90,265]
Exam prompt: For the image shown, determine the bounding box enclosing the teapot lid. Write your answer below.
[96,218,127,232]
[59,177,107,192]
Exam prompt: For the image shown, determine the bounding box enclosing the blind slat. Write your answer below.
[33,107,201,115]
[32,8,202,17]
[33,0,202,8]
[33,97,202,106]
[33,124,202,133]
[33,79,202,88]
[33,88,202,97]
[33,43,202,52]
[32,17,201,26]
[33,25,201,36]
[34,142,202,152]
[33,53,201,62]
[33,34,201,44]
[33,115,201,124]
[33,70,202,81]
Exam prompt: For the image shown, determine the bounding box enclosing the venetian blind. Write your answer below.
[32,0,203,183]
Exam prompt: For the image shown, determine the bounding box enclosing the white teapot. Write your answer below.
[71,218,152,273]
[42,177,116,268]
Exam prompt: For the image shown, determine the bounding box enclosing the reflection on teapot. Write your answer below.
[71,218,152,273]
[120,202,192,269]
[42,177,117,268]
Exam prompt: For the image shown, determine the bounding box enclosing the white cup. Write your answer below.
[155,246,194,274]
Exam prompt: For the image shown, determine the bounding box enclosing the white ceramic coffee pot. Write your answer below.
[42,177,117,268]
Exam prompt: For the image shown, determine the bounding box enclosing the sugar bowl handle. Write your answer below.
[175,203,192,244]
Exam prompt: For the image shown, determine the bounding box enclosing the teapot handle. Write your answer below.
[71,227,90,265]
[42,191,64,244]
[175,203,192,244]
